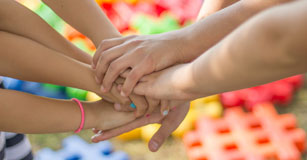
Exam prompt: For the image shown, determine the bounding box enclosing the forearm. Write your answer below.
[0,89,97,133]
[0,31,101,95]
[0,0,91,64]
[186,1,307,98]
[179,0,293,62]
[42,0,121,47]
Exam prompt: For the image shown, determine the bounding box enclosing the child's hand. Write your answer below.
[92,32,191,97]
[90,100,136,131]
[95,78,150,118]
[91,102,190,152]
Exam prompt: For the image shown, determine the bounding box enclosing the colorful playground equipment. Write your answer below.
[183,103,306,160]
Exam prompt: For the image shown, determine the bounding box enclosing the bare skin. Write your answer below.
[132,0,307,101]
[92,0,293,115]
[92,0,307,152]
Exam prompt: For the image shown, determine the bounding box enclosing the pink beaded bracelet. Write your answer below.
[72,98,85,133]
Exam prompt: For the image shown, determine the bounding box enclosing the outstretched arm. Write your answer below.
[0,88,135,134]
[42,0,121,47]
[133,0,307,100]
[42,0,151,116]
[0,0,91,64]
[0,31,128,104]
[91,0,293,98]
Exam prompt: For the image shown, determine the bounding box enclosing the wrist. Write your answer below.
[173,63,205,100]
[83,102,99,130]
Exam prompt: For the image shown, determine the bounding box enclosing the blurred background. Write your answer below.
[3,0,307,159]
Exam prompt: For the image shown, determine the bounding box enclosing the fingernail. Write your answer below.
[91,131,103,140]
[146,114,150,118]
[91,63,95,69]
[114,103,121,110]
[121,91,127,97]
[100,85,107,92]
[130,103,136,109]
[163,110,169,116]
[150,141,159,151]
[91,134,98,140]
[171,107,176,111]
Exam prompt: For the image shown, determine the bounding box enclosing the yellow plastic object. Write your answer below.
[123,0,138,4]
[203,95,220,103]
[172,109,195,138]
[141,124,160,142]
[86,92,102,101]
[17,0,41,10]
[202,101,223,118]
[117,128,142,141]
[191,95,219,108]
[95,0,104,5]
[172,101,223,138]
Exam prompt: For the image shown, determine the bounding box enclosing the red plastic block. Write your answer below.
[221,75,304,110]
[183,103,306,160]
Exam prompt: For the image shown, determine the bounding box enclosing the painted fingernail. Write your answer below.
[120,91,127,97]
[150,141,159,151]
[146,114,150,118]
[130,103,136,109]
[163,110,169,116]
[171,107,176,111]
[91,131,103,140]
[100,85,107,92]
[114,103,121,111]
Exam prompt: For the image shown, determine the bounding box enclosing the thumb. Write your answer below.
[148,120,178,152]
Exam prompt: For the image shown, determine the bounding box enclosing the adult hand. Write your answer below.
[92,31,195,97]
[133,63,202,101]
[91,102,190,152]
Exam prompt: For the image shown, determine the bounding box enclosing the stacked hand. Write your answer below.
[90,33,200,152]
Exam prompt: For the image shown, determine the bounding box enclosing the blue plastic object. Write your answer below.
[2,77,24,91]
[35,135,130,160]
[1,77,68,99]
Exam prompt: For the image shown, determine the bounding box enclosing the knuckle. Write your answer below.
[109,62,119,71]
[100,53,112,65]
[128,71,140,82]
[100,40,110,46]
[128,39,142,46]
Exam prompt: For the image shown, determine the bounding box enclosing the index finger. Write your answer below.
[93,36,136,68]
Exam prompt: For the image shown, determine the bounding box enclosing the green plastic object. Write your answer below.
[42,84,64,93]
[66,87,88,101]
[131,13,181,35]
[71,39,94,55]
[34,3,65,33]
